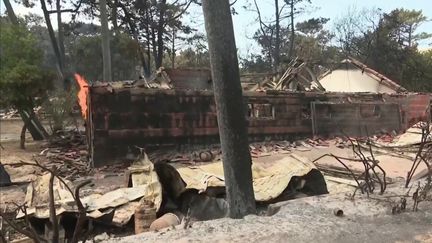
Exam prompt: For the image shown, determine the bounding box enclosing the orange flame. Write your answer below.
[74,74,89,120]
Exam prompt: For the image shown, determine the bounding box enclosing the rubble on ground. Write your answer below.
[1,122,432,242]
[0,109,19,119]
[39,130,90,179]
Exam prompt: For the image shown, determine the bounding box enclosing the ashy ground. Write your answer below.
[1,118,431,243]
[106,183,432,243]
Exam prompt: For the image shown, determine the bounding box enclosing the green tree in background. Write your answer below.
[403,49,432,91]
[173,48,210,68]
[293,18,340,68]
[336,8,432,91]
[0,20,54,147]
[69,32,141,82]
[240,55,270,73]
[244,17,339,74]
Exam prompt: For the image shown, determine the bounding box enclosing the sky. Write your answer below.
[226,0,432,56]
[1,0,431,57]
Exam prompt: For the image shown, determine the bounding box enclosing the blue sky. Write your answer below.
[2,0,431,57]
[230,0,432,56]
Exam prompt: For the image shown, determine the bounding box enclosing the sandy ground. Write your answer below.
[0,121,44,211]
[294,144,427,179]
[0,119,33,142]
[106,181,432,243]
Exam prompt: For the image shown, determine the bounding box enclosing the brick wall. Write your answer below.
[87,86,430,166]
[311,102,401,136]
[404,94,430,128]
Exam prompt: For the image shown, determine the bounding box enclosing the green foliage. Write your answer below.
[0,20,54,110]
[336,8,432,92]
[174,48,210,68]
[69,32,141,81]
[382,9,431,47]
[85,0,194,73]
[296,17,330,35]
[43,89,78,132]
[247,17,339,73]
[241,55,271,73]
[401,49,432,91]
[291,17,339,66]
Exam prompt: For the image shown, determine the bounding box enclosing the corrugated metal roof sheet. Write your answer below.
[174,154,322,202]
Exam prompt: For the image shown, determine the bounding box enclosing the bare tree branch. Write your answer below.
[71,180,92,243]
[48,169,59,243]
[7,161,93,243]
[167,0,194,22]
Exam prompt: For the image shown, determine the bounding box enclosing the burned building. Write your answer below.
[81,68,430,166]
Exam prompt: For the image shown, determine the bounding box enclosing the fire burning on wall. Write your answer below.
[74,74,89,119]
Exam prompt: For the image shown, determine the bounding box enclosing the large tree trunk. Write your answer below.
[133,32,150,77]
[151,27,158,67]
[136,41,151,77]
[56,0,69,89]
[155,0,167,69]
[274,0,280,72]
[2,0,18,25]
[202,0,256,219]
[100,0,112,82]
[130,24,151,77]
[111,0,119,34]
[145,8,153,74]
[288,0,295,61]
[145,29,152,74]
[117,1,151,77]
[56,0,65,66]
[40,0,65,89]
[171,29,176,68]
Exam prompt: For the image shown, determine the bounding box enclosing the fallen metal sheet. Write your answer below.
[19,183,153,220]
[18,157,162,226]
[83,185,155,211]
[25,173,74,206]
[18,173,74,218]
[174,154,323,202]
